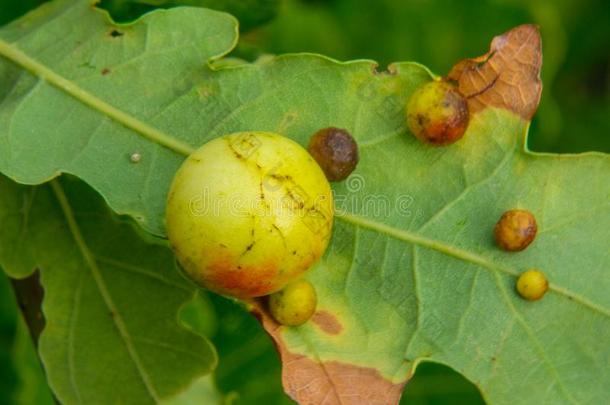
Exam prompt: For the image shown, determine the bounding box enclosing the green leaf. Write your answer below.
[0,176,217,404]
[0,2,609,404]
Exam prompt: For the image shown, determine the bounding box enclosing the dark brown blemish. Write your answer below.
[311,311,343,335]
[109,29,123,38]
[101,68,111,75]
[286,188,306,209]
[271,224,288,250]
[308,127,359,182]
[272,224,283,236]
[241,241,255,256]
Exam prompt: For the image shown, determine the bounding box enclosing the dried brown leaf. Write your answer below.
[251,303,406,405]
[447,24,542,119]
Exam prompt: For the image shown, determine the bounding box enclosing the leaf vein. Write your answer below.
[50,179,161,402]
[0,39,195,156]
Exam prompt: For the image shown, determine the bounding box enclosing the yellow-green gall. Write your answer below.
[269,279,317,326]
[494,209,537,252]
[516,269,548,301]
[406,80,469,145]
[166,132,334,299]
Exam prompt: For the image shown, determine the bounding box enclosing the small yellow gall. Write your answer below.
[516,269,548,301]
[494,209,537,251]
[269,279,317,326]
[406,80,469,146]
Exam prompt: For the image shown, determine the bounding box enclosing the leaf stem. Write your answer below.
[336,211,518,277]
[0,39,195,156]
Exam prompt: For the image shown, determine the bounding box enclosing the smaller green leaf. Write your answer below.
[0,175,218,404]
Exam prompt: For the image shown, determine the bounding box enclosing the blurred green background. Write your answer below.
[1,0,608,403]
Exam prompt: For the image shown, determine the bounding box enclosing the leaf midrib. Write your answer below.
[49,179,161,402]
[0,38,195,156]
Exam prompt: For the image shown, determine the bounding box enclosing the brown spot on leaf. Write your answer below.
[251,302,406,404]
[312,310,343,335]
[308,127,359,181]
[109,29,123,38]
[447,24,542,120]
[101,68,111,75]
